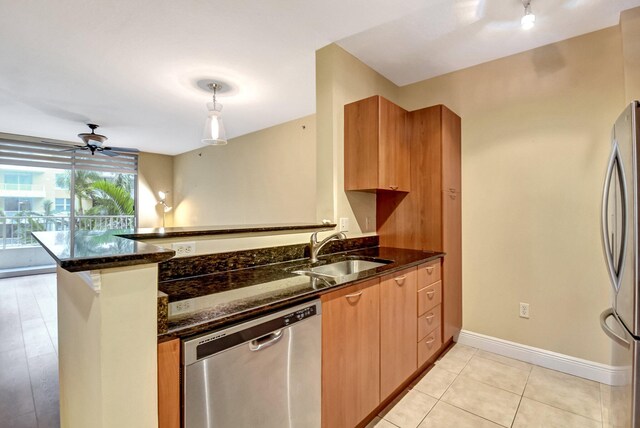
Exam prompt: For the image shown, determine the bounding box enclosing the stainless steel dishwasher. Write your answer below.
[183,300,321,428]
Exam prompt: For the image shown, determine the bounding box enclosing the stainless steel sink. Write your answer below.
[291,259,390,279]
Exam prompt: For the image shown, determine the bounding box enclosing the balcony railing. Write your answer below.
[0,215,136,250]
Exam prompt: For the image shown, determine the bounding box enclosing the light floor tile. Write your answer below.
[512,397,601,428]
[380,389,437,428]
[523,366,601,421]
[441,376,520,427]
[474,350,533,372]
[366,416,399,428]
[600,383,631,427]
[412,366,457,399]
[460,355,530,394]
[435,344,476,374]
[418,401,501,428]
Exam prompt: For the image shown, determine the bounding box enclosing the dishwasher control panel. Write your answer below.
[184,301,320,364]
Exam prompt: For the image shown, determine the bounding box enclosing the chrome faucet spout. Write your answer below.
[309,231,347,263]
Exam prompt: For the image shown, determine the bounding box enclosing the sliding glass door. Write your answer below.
[0,136,138,277]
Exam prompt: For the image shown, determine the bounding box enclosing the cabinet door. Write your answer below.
[441,106,461,193]
[442,190,462,343]
[380,267,417,399]
[379,97,410,192]
[158,339,180,428]
[344,96,380,191]
[322,279,380,428]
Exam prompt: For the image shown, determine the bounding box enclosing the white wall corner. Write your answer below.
[457,329,626,386]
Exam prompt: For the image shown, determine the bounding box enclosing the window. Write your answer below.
[3,172,32,191]
[55,173,66,190]
[4,197,33,212]
[55,198,71,212]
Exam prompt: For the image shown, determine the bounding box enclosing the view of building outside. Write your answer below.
[0,165,136,273]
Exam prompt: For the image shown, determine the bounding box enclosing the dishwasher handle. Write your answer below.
[249,329,284,352]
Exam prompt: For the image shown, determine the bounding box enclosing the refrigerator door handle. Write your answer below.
[600,308,631,349]
[601,140,628,292]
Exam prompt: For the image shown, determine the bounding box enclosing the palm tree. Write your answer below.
[55,170,101,214]
[88,180,134,216]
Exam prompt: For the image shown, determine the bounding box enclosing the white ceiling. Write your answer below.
[0,0,638,155]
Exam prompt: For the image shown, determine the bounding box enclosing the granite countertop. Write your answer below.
[158,246,444,340]
[32,222,335,272]
[32,230,176,272]
[118,222,336,240]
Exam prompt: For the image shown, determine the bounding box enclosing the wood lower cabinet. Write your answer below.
[322,278,380,428]
[380,267,417,400]
[158,338,181,428]
[344,95,410,192]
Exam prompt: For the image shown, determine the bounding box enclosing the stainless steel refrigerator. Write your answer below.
[601,100,640,428]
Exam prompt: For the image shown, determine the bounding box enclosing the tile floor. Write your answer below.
[368,344,613,428]
[0,273,59,428]
[0,274,618,428]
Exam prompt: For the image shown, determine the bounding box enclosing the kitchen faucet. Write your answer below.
[309,231,346,263]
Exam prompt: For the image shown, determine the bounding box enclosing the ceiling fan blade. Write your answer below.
[105,146,139,153]
[100,149,119,157]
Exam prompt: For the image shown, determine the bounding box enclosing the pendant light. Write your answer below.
[202,83,228,145]
[521,0,535,30]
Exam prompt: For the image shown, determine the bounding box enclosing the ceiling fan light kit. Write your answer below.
[69,124,139,156]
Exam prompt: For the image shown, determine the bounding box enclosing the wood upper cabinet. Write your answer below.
[322,278,380,428]
[344,95,410,192]
[380,267,417,400]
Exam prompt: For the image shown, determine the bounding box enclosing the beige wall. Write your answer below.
[315,44,400,235]
[172,115,316,226]
[138,152,174,228]
[316,26,627,364]
[621,7,640,103]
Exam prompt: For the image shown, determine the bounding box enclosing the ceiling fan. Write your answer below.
[64,124,139,156]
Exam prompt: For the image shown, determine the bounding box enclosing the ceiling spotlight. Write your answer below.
[202,82,228,146]
[521,0,535,30]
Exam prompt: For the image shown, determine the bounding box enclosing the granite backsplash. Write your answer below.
[158,235,379,281]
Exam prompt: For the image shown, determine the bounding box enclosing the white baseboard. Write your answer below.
[457,329,627,386]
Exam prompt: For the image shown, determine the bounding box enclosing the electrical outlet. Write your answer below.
[171,299,193,316]
[519,302,530,319]
[172,241,196,257]
[339,217,349,232]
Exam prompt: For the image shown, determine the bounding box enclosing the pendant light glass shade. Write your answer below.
[202,101,227,145]
[521,2,535,30]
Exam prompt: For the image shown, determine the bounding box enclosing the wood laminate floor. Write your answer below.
[0,273,59,428]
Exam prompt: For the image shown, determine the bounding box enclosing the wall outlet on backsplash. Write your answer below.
[170,299,193,316]
[339,217,349,232]
[172,242,196,257]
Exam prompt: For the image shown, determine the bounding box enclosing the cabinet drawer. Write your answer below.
[418,260,441,290]
[418,328,442,367]
[417,305,441,342]
[418,281,442,316]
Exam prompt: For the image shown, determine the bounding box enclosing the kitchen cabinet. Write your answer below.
[158,338,180,428]
[322,278,380,428]
[380,267,417,400]
[377,104,462,345]
[344,95,410,192]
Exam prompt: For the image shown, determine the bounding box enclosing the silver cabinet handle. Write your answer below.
[426,314,435,321]
[394,275,406,285]
[449,188,456,193]
[426,290,435,297]
[389,185,399,190]
[249,329,284,352]
[425,337,435,345]
[600,309,630,349]
[426,266,434,273]
[345,291,363,301]
[449,193,457,200]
